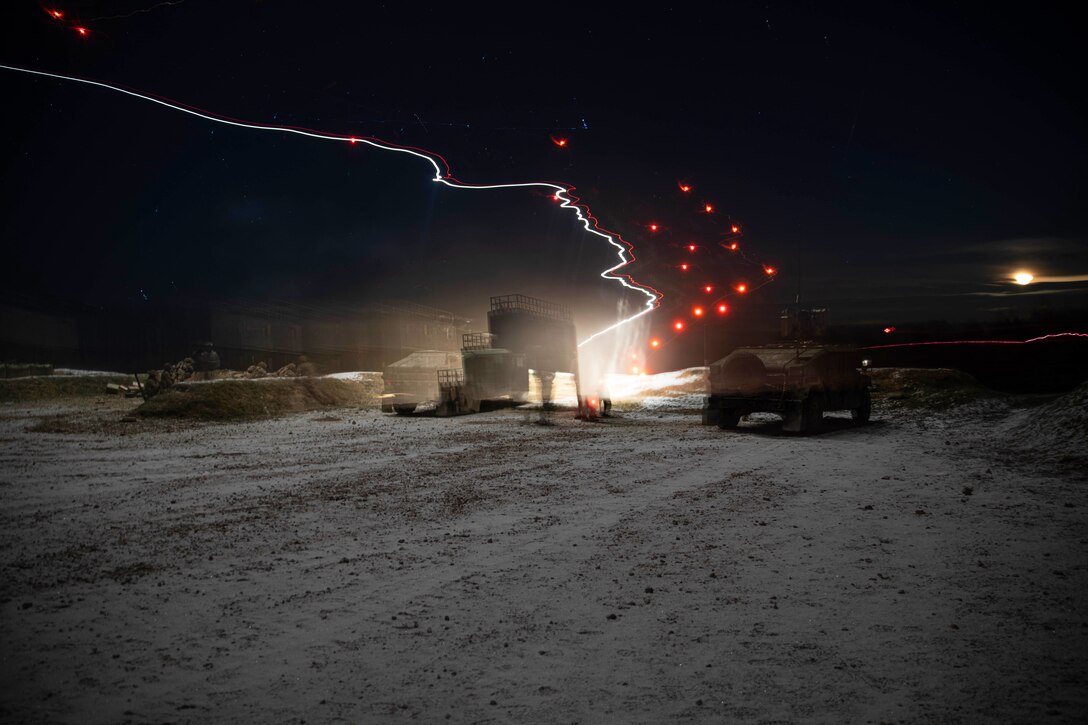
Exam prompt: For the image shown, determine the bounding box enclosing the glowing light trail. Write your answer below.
[0,63,661,346]
[87,0,188,22]
[862,332,1088,350]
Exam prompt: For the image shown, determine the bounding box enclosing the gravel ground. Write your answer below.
[0,393,1085,723]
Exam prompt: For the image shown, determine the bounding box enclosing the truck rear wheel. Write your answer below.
[394,404,416,415]
[852,389,872,423]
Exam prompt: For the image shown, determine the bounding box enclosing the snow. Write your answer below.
[323,371,383,382]
[989,382,1088,472]
[0,387,1085,722]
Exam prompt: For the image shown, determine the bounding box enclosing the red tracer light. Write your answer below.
[649,223,659,232]
[728,242,738,251]
[693,306,705,317]
[736,283,747,293]
[765,266,776,275]
[678,182,692,193]
[704,204,714,213]
[76,26,88,35]
[884,326,896,334]
[49,9,64,19]
[687,244,696,252]
[551,136,568,147]
[717,303,728,315]
[674,321,685,331]
[679,263,689,271]
[731,225,740,233]
[650,338,661,349]
[704,285,713,293]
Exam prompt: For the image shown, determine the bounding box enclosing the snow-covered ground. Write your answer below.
[0,388,1085,722]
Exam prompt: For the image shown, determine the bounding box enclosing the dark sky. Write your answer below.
[1,1,1085,342]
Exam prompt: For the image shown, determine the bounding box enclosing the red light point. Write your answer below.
[551,136,568,147]
[75,26,87,35]
[731,225,740,233]
[674,321,685,331]
[650,338,661,349]
[678,182,692,193]
[728,242,738,251]
[704,204,714,213]
[49,9,64,19]
[649,223,659,232]
[687,244,696,252]
[704,285,713,293]
[884,326,896,334]
[680,263,689,271]
[765,266,776,275]
[736,283,747,293]
[693,306,705,317]
[717,303,729,315]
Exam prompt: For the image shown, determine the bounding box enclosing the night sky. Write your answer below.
[2,1,1085,344]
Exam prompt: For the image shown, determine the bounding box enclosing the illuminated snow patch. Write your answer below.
[604,367,708,401]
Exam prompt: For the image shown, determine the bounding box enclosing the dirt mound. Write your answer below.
[1034,380,1088,442]
[0,374,135,401]
[868,367,1002,410]
[1003,381,1088,472]
[136,376,381,420]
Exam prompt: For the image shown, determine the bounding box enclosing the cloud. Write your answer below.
[967,286,1088,297]
[1035,274,1088,283]
[940,237,1085,257]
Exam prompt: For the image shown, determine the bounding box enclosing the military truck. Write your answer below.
[381,350,463,414]
[703,345,871,433]
[434,333,529,415]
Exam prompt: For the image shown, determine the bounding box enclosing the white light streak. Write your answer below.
[0,64,660,346]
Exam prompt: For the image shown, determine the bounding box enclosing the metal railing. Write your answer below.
[489,294,572,321]
[461,332,495,350]
[437,368,464,388]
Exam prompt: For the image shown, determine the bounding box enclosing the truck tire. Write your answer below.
[394,404,416,415]
[717,409,741,429]
[852,389,872,423]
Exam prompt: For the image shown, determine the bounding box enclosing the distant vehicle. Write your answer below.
[435,343,530,416]
[381,350,463,414]
[703,345,871,433]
